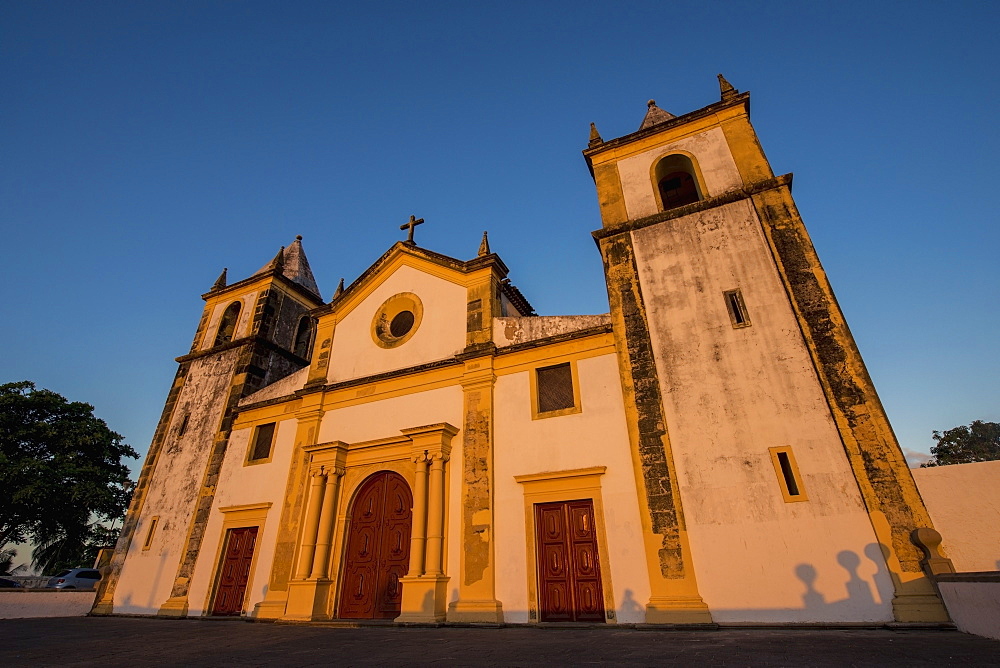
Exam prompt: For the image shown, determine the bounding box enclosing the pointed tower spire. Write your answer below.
[251,236,321,298]
[718,74,738,101]
[588,122,603,147]
[333,278,345,299]
[478,231,491,257]
[639,99,676,130]
[211,267,228,291]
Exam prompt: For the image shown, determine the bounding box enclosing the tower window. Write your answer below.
[723,289,751,328]
[652,153,702,211]
[532,361,582,419]
[292,316,313,359]
[214,301,242,346]
[142,517,159,551]
[247,422,277,464]
[769,446,808,502]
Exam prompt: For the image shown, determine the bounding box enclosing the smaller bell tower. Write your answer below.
[584,76,949,624]
[94,237,324,617]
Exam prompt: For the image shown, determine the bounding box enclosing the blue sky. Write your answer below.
[2,1,998,472]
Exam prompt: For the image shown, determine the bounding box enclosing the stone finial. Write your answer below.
[639,100,676,130]
[911,527,956,576]
[333,278,345,299]
[267,246,285,272]
[718,73,738,101]
[400,215,424,244]
[588,122,603,147]
[211,267,228,291]
[478,231,491,257]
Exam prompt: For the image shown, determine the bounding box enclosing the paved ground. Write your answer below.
[2,617,998,666]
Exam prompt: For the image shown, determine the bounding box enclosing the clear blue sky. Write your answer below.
[2,1,997,471]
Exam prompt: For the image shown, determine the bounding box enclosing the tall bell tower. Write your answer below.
[585,76,949,623]
[94,237,324,616]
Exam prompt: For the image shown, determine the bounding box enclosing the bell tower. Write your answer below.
[94,237,323,617]
[585,76,949,623]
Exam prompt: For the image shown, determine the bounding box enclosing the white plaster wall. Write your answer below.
[616,127,743,221]
[326,265,467,383]
[631,200,893,622]
[200,291,258,351]
[0,591,97,619]
[493,315,611,347]
[493,353,650,624]
[114,349,240,615]
[912,460,1000,572]
[187,417,298,616]
[939,581,1000,640]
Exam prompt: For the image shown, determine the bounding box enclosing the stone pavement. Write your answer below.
[2,617,998,666]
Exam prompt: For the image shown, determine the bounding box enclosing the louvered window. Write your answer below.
[248,422,276,463]
[536,363,575,414]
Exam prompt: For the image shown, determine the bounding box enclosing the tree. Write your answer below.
[920,420,1000,467]
[0,381,137,573]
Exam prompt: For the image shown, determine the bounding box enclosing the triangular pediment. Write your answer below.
[322,242,508,322]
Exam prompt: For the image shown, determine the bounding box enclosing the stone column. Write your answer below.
[310,467,344,579]
[396,423,458,624]
[406,454,430,578]
[294,469,327,580]
[425,452,449,576]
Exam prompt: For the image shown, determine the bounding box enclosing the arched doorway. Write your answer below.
[338,471,412,619]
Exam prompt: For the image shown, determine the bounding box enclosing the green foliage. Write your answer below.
[0,381,137,573]
[921,420,1000,467]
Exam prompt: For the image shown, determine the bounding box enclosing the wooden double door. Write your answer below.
[211,526,258,616]
[535,499,605,622]
[338,471,413,619]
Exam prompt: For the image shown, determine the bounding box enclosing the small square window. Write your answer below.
[531,361,581,419]
[723,289,751,328]
[247,423,277,464]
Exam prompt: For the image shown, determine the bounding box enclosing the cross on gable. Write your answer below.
[400,215,424,244]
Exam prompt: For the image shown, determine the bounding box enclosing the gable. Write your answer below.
[326,263,468,383]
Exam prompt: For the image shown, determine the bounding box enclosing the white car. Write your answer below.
[45,568,101,589]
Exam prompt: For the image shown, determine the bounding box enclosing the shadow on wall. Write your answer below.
[106,544,898,623]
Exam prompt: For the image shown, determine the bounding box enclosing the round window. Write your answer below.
[371,293,423,348]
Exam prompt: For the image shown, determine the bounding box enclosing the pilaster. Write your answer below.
[252,401,326,619]
[598,230,711,624]
[447,356,504,623]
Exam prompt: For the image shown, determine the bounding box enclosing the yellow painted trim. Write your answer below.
[204,502,272,616]
[233,403,300,430]
[141,516,159,551]
[647,149,710,210]
[494,334,616,374]
[529,359,582,420]
[331,252,473,320]
[370,292,424,349]
[244,422,278,467]
[768,446,809,503]
[588,104,749,168]
[514,467,616,623]
[723,288,752,329]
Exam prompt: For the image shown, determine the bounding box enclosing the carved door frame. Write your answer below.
[514,467,616,624]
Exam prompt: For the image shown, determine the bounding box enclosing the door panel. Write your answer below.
[535,500,605,623]
[211,526,258,616]
[339,471,412,619]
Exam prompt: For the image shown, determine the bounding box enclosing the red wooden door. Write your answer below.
[211,526,258,616]
[535,500,605,622]
[339,471,412,619]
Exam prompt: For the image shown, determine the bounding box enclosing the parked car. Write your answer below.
[0,578,22,588]
[45,568,102,590]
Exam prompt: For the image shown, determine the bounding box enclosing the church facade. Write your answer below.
[94,77,950,625]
